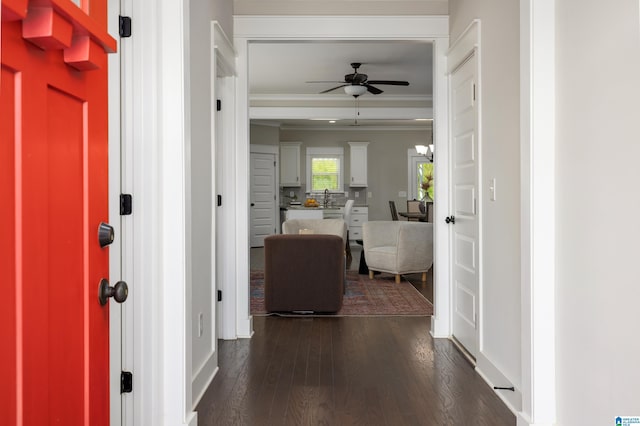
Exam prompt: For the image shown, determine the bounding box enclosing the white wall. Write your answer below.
[277,128,431,220]
[555,1,640,424]
[448,0,522,411]
[189,0,226,408]
[251,123,279,146]
[211,0,233,40]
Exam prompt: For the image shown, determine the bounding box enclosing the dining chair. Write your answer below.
[388,201,399,221]
[406,199,422,221]
[343,199,355,263]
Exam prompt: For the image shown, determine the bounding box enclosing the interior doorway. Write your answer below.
[231,15,451,339]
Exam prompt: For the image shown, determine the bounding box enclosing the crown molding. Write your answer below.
[249,94,433,103]
[250,106,432,120]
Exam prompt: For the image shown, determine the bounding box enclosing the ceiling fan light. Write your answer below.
[344,85,367,97]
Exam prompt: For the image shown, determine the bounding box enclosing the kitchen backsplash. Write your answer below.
[280,185,368,207]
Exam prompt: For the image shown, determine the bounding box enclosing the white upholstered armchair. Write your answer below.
[282,218,347,245]
[363,221,434,283]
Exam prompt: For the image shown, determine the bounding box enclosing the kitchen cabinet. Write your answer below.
[280,142,301,187]
[348,206,368,241]
[348,142,368,187]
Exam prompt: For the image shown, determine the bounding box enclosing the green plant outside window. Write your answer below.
[417,162,434,200]
[311,157,340,191]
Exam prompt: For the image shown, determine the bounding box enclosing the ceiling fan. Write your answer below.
[308,62,409,97]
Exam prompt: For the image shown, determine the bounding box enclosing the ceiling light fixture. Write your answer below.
[415,144,435,162]
[344,85,367,97]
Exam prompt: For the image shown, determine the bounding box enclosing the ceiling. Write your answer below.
[248,40,434,129]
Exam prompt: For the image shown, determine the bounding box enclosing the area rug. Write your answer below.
[250,269,433,316]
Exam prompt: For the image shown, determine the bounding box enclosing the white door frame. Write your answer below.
[117,0,201,424]
[232,15,451,339]
[213,23,239,342]
[519,0,556,424]
[107,0,123,423]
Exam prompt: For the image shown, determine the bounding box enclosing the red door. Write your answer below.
[1,1,116,424]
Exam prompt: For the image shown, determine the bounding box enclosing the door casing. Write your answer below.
[232,15,452,340]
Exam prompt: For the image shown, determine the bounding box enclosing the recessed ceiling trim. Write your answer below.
[250,106,433,120]
[279,125,432,132]
[249,94,433,103]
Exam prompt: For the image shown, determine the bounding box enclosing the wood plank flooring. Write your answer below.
[196,316,515,426]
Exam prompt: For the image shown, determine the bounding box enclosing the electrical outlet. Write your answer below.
[198,313,204,337]
[355,192,360,198]
[289,191,294,197]
[344,191,349,197]
[399,191,407,198]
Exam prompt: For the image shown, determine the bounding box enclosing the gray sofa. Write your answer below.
[264,234,344,313]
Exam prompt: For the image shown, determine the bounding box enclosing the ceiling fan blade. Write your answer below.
[319,84,348,94]
[365,84,384,95]
[306,80,345,83]
[367,80,410,86]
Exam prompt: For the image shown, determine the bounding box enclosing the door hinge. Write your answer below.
[217,194,222,207]
[473,83,476,101]
[216,99,222,111]
[119,16,132,38]
[120,194,133,215]
[274,160,276,167]
[217,290,222,302]
[121,371,133,393]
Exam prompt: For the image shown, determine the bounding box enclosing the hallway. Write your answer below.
[197,316,515,425]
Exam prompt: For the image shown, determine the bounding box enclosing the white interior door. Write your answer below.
[250,152,277,247]
[450,53,479,357]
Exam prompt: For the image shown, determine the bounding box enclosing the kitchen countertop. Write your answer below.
[282,204,368,210]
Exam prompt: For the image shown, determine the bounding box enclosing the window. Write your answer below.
[408,149,434,200]
[306,147,344,192]
[416,162,434,200]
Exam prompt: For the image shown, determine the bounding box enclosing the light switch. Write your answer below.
[489,178,497,201]
[367,192,372,198]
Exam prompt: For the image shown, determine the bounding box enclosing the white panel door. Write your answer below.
[250,153,277,247]
[450,53,479,357]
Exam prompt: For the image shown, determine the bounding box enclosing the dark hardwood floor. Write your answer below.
[196,316,515,426]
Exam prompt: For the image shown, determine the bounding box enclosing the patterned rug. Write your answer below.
[250,269,433,316]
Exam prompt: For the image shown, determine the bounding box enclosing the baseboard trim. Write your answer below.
[475,352,522,416]
[191,352,219,409]
[450,336,477,366]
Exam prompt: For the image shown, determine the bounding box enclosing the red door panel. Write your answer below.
[1,2,115,425]
[0,64,18,426]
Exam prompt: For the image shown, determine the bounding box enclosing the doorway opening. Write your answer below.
[233,15,451,335]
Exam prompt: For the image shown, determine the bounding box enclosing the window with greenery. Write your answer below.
[417,162,434,200]
[306,148,344,192]
[311,157,340,191]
